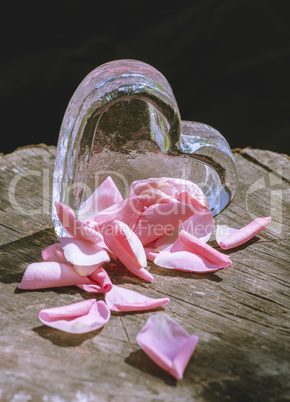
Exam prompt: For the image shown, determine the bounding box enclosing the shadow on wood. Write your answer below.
[33,325,104,347]
[125,348,178,386]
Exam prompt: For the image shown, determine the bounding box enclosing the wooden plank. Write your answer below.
[0,146,289,401]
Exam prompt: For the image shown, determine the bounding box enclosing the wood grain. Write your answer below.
[0,145,289,402]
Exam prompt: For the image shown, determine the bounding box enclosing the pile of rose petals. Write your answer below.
[18,176,271,380]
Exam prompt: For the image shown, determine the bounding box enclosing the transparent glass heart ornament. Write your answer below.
[52,59,238,237]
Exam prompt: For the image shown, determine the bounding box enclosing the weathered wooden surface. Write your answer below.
[0,145,289,402]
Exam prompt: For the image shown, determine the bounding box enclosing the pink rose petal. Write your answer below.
[179,230,231,265]
[134,200,195,246]
[92,195,150,231]
[136,313,198,380]
[151,196,213,250]
[166,177,209,208]
[217,217,271,250]
[81,266,113,293]
[144,246,159,262]
[215,225,239,245]
[58,237,110,267]
[140,188,175,206]
[102,220,153,282]
[179,194,213,243]
[18,262,109,292]
[55,201,105,244]
[154,238,231,273]
[105,285,169,312]
[129,178,176,198]
[39,299,110,334]
[42,244,69,265]
[78,176,123,222]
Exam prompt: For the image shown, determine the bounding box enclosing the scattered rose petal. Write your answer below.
[136,313,198,380]
[179,230,231,265]
[55,201,105,245]
[102,220,153,282]
[215,224,239,245]
[42,244,69,265]
[134,200,195,246]
[58,237,110,267]
[92,195,150,231]
[105,285,169,312]
[154,238,231,273]
[78,176,123,222]
[39,299,110,334]
[216,217,271,250]
[18,262,110,292]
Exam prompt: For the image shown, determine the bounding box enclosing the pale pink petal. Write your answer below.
[92,195,150,231]
[105,285,169,312]
[129,178,176,198]
[102,220,153,282]
[217,217,271,250]
[180,203,213,243]
[78,176,123,221]
[177,190,208,211]
[18,262,108,292]
[215,224,238,246]
[165,177,209,208]
[55,202,104,244]
[179,230,231,265]
[154,238,230,273]
[144,246,159,262]
[42,244,70,265]
[134,200,194,246]
[39,299,110,334]
[140,188,175,206]
[153,226,180,252]
[136,313,198,380]
[73,264,102,278]
[58,237,110,267]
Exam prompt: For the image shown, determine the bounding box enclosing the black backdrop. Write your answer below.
[1,0,289,154]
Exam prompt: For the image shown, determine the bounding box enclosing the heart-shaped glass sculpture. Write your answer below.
[52,59,238,237]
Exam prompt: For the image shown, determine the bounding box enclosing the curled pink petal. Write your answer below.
[105,285,169,312]
[55,202,104,244]
[78,176,123,221]
[58,237,110,267]
[42,244,69,265]
[215,224,238,246]
[218,217,271,250]
[134,200,194,246]
[102,220,153,282]
[18,262,108,292]
[179,230,231,265]
[39,299,110,334]
[88,266,113,293]
[136,313,198,380]
[154,238,231,273]
[92,195,150,231]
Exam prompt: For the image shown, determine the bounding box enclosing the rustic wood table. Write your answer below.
[0,145,289,402]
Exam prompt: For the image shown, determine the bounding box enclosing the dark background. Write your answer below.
[1,0,289,155]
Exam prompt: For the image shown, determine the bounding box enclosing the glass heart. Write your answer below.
[52,59,238,237]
